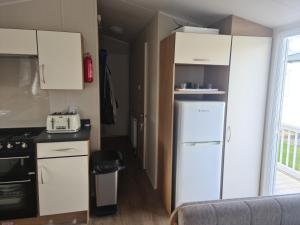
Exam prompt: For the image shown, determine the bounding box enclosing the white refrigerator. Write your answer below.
[173,101,225,208]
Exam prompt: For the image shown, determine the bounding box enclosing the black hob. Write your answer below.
[0,127,43,154]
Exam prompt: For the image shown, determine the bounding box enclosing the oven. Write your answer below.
[0,152,37,220]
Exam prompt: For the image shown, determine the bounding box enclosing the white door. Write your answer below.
[0,28,37,55]
[37,31,83,90]
[38,156,89,216]
[175,142,222,207]
[222,36,272,199]
[174,33,232,65]
[174,101,225,143]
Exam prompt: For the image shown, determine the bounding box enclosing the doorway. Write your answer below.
[271,35,300,194]
[100,35,130,139]
[97,9,168,224]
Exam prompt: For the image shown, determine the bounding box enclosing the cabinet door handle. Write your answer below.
[226,126,231,143]
[40,64,45,84]
[193,58,210,62]
[53,148,75,152]
[0,156,30,160]
[40,167,44,184]
[185,141,221,146]
[0,179,31,185]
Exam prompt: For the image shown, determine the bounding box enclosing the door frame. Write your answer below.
[260,25,300,195]
[143,42,149,170]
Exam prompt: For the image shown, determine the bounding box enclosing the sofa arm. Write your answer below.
[170,207,179,225]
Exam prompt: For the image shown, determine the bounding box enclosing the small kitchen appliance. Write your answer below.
[0,127,43,220]
[46,112,81,133]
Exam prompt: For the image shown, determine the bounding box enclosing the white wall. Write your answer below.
[0,0,100,150]
[130,11,201,189]
[101,35,130,137]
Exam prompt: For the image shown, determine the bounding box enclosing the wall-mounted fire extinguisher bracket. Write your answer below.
[84,53,93,83]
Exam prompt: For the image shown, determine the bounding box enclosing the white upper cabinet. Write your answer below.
[0,28,37,55]
[37,31,83,90]
[174,33,232,65]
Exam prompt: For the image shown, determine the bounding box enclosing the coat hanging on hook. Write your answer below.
[100,49,118,124]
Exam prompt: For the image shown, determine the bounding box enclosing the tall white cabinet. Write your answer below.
[222,36,272,199]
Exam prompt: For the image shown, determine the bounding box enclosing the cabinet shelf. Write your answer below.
[174,90,226,95]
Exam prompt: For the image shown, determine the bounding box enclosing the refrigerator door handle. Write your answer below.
[226,126,231,143]
[184,141,221,146]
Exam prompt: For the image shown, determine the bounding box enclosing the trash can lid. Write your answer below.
[91,150,124,174]
[92,150,120,161]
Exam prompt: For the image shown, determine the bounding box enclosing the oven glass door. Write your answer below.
[0,178,37,220]
[0,155,37,220]
[0,156,34,181]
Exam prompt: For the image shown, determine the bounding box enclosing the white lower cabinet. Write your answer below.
[37,142,89,216]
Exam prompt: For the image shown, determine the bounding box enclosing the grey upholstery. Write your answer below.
[171,194,300,225]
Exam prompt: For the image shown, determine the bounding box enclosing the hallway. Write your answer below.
[90,137,169,225]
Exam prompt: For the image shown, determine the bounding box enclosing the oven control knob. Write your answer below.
[21,142,28,149]
[7,143,13,149]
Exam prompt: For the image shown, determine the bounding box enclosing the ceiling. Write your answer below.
[1,0,299,41]
[0,0,32,7]
[98,0,300,42]
[98,0,156,41]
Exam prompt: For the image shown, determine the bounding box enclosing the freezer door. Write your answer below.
[175,142,222,207]
[175,101,225,143]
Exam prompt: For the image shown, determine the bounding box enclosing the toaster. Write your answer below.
[46,112,81,133]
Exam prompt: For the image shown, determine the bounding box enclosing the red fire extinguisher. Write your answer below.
[84,53,93,83]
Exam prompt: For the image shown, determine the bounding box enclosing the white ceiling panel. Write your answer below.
[0,0,32,7]
[98,0,300,41]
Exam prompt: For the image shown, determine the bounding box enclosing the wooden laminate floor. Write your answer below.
[89,137,169,225]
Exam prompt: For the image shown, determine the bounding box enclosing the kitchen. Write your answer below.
[2,0,300,225]
[0,0,101,223]
[0,1,166,224]
[0,26,270,224]
[0,28,92,224]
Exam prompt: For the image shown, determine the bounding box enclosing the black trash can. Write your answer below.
[91,150,124,216]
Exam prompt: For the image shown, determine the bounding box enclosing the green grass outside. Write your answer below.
[278,138,300,171]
